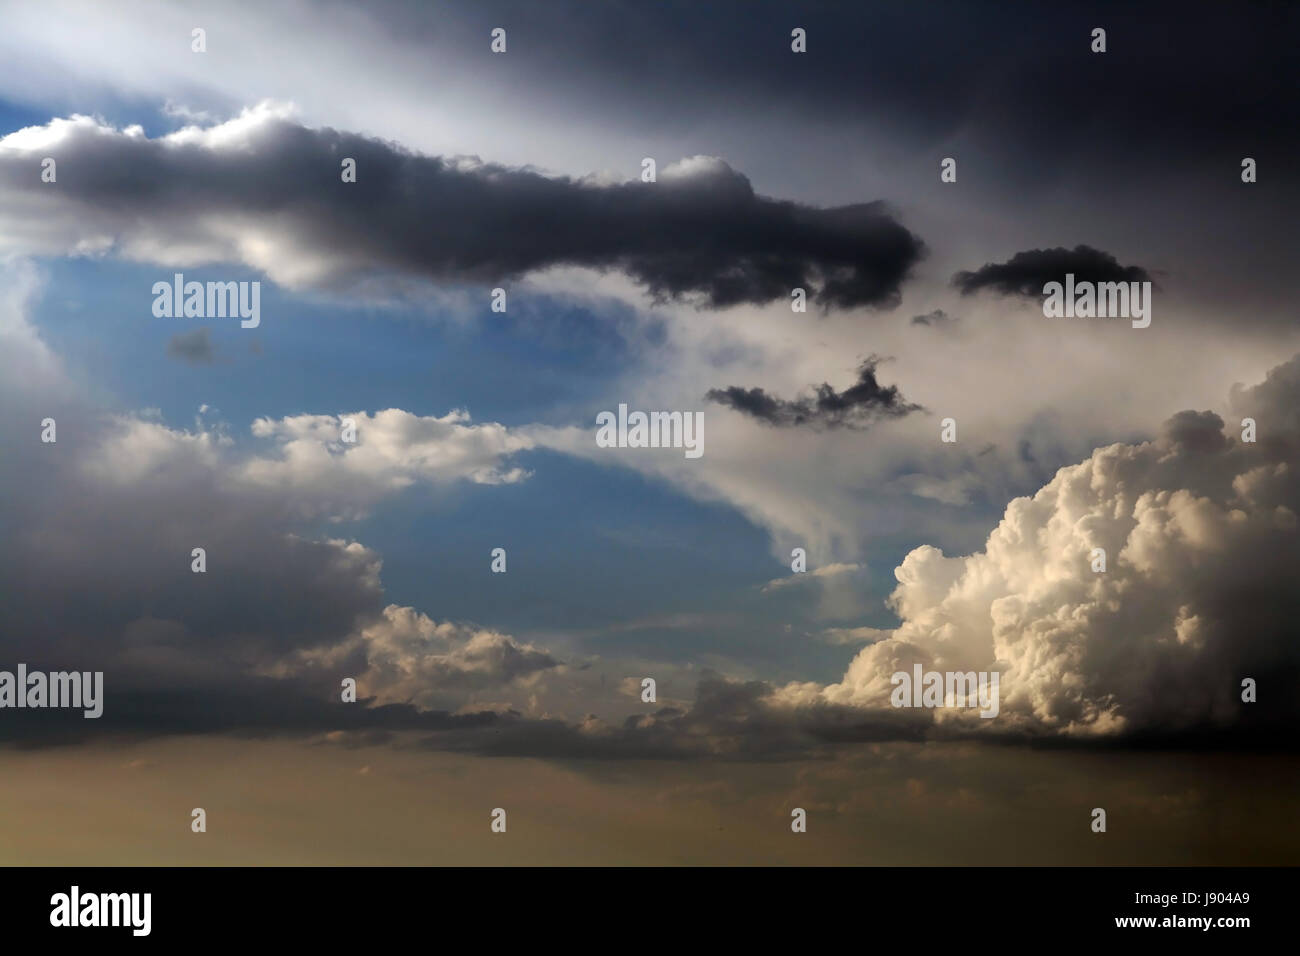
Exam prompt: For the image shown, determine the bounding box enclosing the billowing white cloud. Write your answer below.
[778,355,1300,738]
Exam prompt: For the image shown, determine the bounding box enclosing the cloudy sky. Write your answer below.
[0,0,1297,864]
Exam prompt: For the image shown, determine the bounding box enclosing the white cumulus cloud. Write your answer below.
[779,355,1300,739]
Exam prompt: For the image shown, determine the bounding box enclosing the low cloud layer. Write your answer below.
[706,357,922,429]
[952,245,1153,298]
[0,106,924,309]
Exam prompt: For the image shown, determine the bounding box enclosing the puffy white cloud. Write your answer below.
[243,408,533,516]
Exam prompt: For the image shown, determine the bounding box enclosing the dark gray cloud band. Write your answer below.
[0,113,925,309]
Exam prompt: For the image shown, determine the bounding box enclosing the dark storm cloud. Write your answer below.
[0,114,924,309]
[952,245,1153,298]
[706,357,921,429]
[165,327,215,364]
[451,0,1295,328]
[446,0,1299,167]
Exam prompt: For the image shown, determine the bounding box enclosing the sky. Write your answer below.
[0,0,1297,864]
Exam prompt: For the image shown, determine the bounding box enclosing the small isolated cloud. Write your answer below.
[165,327,215,364]
[910,308,956,328]
[952,245,1152,298]
[242,408,534,516]
[706,357,921,430]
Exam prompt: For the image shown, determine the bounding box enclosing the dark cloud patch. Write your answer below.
[4,663,1297,758]
[1162,409,1230,456]
[165,327,215,364]
[0,115,925,310]
[706,357,921,429]
[952,245,1153,298]
[910,308,955,328]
